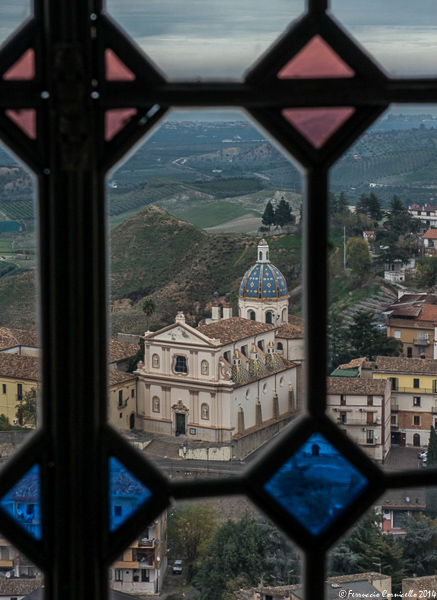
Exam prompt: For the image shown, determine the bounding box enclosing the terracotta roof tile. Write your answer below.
[0,354,39,381]
[233,359,297,388]
[375,355,437,375]
[197,317,276,345]
[0,327,38,351]
[327,377,388,395]
[109,339,138,363]
[109,371,137,385]
[338,357,366,369]
[423,229,437,239]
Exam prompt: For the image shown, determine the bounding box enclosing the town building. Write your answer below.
[422,228,437,255]
[371,356,437,447]
[327,377,391,462]
[408,203,437,228]
[376,488,425,535]
[108,515,167,595]
[383,293,437,359]
[0,333,138,429]
[135,241,301,451]
[233,574,391,600]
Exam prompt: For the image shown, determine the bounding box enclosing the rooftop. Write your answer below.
[422,228,437,239]
[327,377,388,395]
[374,355,437,375]
[233,358,297,388]
[197,317,276,345]
[108,339,138,363]
[277,315,304,339]
[0,353,39,381]
[0,328,38,351]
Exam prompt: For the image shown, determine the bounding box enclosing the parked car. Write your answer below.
[173,560,183,574]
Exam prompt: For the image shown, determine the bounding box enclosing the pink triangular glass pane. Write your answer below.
[282,107,355,149]
[105,49,136,81]
[5,109,37,139]
[105,109,137,141]
[278,35,355,79]
[3,49,35,81]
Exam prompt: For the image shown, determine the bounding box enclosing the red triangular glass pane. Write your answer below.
[282,107,355,149]
[105,109,137,141]
[278,35,355,79]
[3,49,35,81]
[5,109,37,139]
[105,49,136,81]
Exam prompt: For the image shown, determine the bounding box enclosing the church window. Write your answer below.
[263,383,268,394]
[201,360,209,376]
[266,311,273,324]
[174,355,188,374]
[241,345,247,357]
[245,389,250,400]
[258,340,264,352]
[277,342,283,352]
[201,404,209,420]
[279,377,284,387]
[259,251,262,260]
[152,397,160,413]
[249,311,256,321]
[223,351,231,363]
[152,354,160,368]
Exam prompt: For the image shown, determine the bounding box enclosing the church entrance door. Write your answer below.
[176,413,186,435]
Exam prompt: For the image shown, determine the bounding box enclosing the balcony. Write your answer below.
[393,387,436,394]
[118,399,128,409]
[432,408,437,414]
[413,338,430,346]
[337,418,379,426]
[391,424,399,430]
[136,537,155,548]
[0,559,13,568]
[391,405,399,412]
[112,560,154,570]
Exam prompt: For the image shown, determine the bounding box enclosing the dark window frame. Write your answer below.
[0,3,434,600]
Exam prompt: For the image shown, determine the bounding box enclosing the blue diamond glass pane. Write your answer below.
[264,433,368,536]
[109,457,152,532]
[0,465,41,540]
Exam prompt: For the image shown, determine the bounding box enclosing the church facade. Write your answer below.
[135,240,301,444]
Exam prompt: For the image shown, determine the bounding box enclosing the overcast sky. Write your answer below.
[104,0,437,79]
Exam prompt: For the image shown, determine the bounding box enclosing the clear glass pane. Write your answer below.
[109,498,301,596]
[328,488,437,596]
[0,537,43,593]
[0,141,39,455]
[108,108,304,481]
[0,3,31,49]
[0,465,41,540]
[328,104,437,470]
[330,0,437,77]
[105,0,304,80]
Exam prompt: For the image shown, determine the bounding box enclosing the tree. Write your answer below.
[355,192,383,223]
[416,256,437,288]
[0,414,10,431]
[401,514,437,576]
[194,513,269,600]
[15,387,37,428]
[274,198,294,228]
[127,337,145,373]
[346,237,371,276]
[348,310,403,360]
[261,200,275,229]
[329,511,405,593]
[142,297,156,330]
[168,503,218,578]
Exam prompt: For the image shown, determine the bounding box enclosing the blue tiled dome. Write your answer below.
[239,244,288,300]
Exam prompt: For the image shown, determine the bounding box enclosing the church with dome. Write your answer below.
[134,240,304,456]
